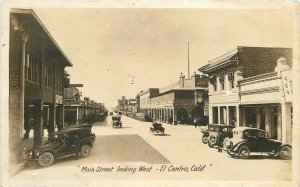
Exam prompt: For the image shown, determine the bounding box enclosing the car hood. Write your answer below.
[35,141,64,152]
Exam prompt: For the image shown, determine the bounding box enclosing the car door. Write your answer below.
[254,131,271,152]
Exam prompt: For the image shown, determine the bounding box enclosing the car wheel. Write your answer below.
[208,141,214,148]
[80,145,91,158]
[279,146,292,160]
[202,136,208,144]
[208,135,217,147]
[38,152,54,167]
[237,145,250,159]
[227,151,236,157]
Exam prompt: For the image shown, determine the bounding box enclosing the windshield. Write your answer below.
[48,134,66,143]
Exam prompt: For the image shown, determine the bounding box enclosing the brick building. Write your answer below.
[137,73,209,124]
[198,46,293,143]
[9,9,72,167]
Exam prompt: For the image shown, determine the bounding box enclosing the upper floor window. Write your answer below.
[25,53,39,83]
[219,74,225,91]
[209,76,217,93]
[44,65,52,88]
[228,70,235,89]
[56,70,63,91]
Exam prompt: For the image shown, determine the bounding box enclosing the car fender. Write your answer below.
[231,141,249,152]
[275,144,292,154]
[80,140,93,148]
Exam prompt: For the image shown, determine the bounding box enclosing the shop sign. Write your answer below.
[204,103,209,116]
[56,95,63,104]
[281,70,293,102]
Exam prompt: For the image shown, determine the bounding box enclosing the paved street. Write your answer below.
[10,116,291,185]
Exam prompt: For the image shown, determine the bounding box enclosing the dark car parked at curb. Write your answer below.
[223,127,292,160]
[26,126,96,167]
[201,124,234,148]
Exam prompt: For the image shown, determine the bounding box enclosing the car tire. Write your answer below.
[38,152,54,167]
[279,146,292,160]
[202,136,208,144]
[237,145,250,159]
[208,135,217,148]
[208,141,214,148]
[227,151,236,157]
[80,145,91,158]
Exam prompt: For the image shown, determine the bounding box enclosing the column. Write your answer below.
[256,108,261,129]
[34,100,43,146]
[20,33,29,138]
[236,105,240,127]
[209,105,213,124]
[48,104,55,134]
[281,103,292,143]
[243,107,246,127]
[265,106,270,135]
[218,106,221,124]
[226,106,230,125]
[76,107,79,125]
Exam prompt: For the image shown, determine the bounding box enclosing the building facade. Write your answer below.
[64,75,106,126]
[137,73,209,124]
[199,46,293,143]
[9,9,72,166]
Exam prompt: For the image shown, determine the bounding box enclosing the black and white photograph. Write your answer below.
[0,1,300,187]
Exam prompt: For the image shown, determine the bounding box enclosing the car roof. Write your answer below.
[208,124,234,127]
[112,115,121,117]
[50,127,91,135]
[233,127,265,132]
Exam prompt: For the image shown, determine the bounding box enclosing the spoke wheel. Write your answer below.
[227,151,236,157]
[202,136,208,144]
[238,145,250,159]
[38,152,54,167]
[81,145,91,158]
[279,146,292,160]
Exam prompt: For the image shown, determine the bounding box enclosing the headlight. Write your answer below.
[29,152,32,156]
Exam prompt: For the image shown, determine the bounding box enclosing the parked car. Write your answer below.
[204,124,234,148]
[223,127,292,160]
[26,126,96,167]
[112,115,122,128]
[150,122,165,135]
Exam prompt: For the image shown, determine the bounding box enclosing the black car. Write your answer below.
[150,122,165,135]
[202,124,234,148]
[112,115,122,128]
[223,127,292,159]
[26,126,96,167]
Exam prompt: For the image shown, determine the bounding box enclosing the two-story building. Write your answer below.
[137,73,209,124]
[199,46,293,143]
[9,9,73,168]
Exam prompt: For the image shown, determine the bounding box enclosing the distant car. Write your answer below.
[204,124,234,148]
[223,127,292,160]
[150,122,165,135]
[26,127,95,167]
[112,115,122,128]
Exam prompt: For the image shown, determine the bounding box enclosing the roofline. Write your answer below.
[11,8,73,67]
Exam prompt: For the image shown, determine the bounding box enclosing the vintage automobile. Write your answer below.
[26,126,96,167]
[223,127,292,160]
[112,115,122,128]
[150,122,165,135]
[203,124,234,148]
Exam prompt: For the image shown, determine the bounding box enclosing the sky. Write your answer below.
[33,8,293,109]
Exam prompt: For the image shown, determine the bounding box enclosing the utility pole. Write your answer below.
[188,42,190,79]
